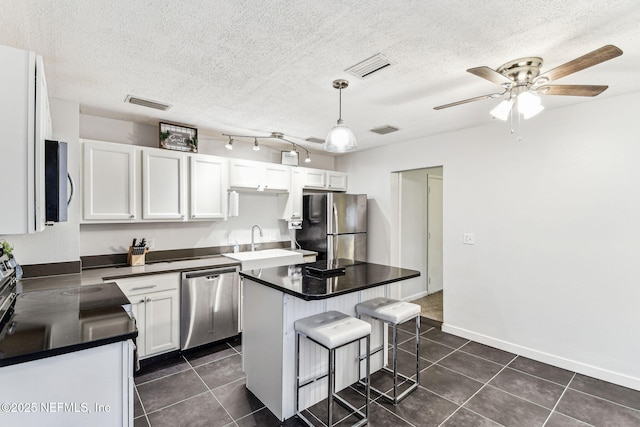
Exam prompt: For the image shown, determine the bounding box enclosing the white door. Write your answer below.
[142,149,187,220]
[264,164,290,191]
[144,290,180,356]
[427,176,443,294]
[229,160,263,189]
[189,155,227,219]
[83,141,138,221]
[327,172,347,191]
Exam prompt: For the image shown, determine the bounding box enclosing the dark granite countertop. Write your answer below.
[239,261,420,301]
[0,282,137,367]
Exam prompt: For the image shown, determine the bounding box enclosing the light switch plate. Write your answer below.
[463,233,475,245]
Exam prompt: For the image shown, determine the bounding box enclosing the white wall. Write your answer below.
[1,98,81,265]
[337,92,640,391]
[76,114,336,255]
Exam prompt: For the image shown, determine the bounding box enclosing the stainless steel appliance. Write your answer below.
[180,267,239,350]
[296,193,367,261]
[0,254,18,340]
[44,140,71,223]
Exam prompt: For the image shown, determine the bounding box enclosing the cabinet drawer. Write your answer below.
[111,272,180,296]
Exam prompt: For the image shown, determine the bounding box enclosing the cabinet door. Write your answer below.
[83,140,138,221]
[229,160,263,189]
[279,168,303,220]
[144,289,180,356]
[303,168,326,189]
[264,164,290,191]
[327,172,347,191]
[189,155,228,219]
[130,297,146,357]
[142,149,187,220]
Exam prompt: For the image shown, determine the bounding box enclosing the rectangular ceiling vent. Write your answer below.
[125,95,172,111]
[305,137,325,144]
[346,54,394,78]
[370,125,400,135]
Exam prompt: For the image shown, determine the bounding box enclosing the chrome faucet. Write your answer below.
[251,224,263,251]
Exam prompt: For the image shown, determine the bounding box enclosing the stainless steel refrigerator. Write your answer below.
[297,193,367,261]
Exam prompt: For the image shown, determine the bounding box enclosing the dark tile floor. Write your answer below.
[133,321,640,427]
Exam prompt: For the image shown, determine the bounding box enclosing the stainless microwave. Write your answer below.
[44,140,69,223]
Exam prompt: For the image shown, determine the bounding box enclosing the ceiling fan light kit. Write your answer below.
[325,79,358,153]
[435,44,623,129]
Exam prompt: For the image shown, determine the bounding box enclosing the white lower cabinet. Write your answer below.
[113,273,180,359]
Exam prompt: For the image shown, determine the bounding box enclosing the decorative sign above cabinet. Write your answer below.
[159,122,198,153]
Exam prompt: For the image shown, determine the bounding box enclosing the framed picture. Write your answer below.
[281,151,299,166]
[159,122,198,152]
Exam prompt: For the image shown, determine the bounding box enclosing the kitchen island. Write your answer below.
[240,260,420,421]
[0,282,137,427]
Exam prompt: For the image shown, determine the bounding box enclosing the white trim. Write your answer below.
[443,323,640,392]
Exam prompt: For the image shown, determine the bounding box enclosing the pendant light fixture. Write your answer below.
[324,79,357,153]
[225,136,234,150]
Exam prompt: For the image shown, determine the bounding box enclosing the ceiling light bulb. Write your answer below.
[253,138,260,151]
[225,138,234,150]
[517,91,544,119]
[490,99,513,121]
[304,153,311,163]
[325,79,357,153]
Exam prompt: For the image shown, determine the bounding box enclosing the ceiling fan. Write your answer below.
[434,45,623,120]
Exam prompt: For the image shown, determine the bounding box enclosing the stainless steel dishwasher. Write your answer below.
[180,266,239,350]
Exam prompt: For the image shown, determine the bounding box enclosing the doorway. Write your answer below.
[393,167,443,323]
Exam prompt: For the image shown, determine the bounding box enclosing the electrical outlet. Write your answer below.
[463,233,475,245]
[146,238,155,250]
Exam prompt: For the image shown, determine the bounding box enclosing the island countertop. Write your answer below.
[0,282,137,367]
[239,260,420,301]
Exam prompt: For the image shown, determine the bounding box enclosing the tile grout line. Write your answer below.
[436,353,519,427]
[542,372,576,427]
[567,385,640,414]
[186,354,239,424]
[133,384,152,426]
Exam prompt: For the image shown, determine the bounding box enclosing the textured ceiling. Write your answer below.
[1,0,639,154]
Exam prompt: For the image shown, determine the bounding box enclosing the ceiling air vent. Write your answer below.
[370,125,400,135]
[346,54,394,78]
[125,95,172,111]
[305,137,325,144]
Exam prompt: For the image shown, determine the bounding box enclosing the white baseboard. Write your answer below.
[403,290,428,302]
[442,323,640,392]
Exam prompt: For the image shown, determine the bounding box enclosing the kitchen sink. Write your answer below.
[222,248,303,270]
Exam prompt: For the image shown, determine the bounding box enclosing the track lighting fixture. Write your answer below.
[221,132,311,163]
[325,79,357,153]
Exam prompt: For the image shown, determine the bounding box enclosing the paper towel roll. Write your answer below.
[228,191,239,217]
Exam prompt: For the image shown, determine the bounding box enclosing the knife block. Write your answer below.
[127,246,148,266]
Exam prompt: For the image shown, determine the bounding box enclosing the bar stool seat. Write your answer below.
[356,298,421,325]
[356,297,421,405]
[295,311,372,349]
[295,311,371,427]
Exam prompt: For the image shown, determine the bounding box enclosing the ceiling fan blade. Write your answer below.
[536,45,623,83]
[536,84,608,96]
[467,66,513,86]
[433,93,500,110]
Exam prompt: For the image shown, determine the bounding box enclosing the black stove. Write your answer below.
[0,254,18,332]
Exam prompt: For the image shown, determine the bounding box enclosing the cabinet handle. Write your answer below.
[129,214,135,219]
[192,214,196,218]
[130,285,157,291]
[138,299,145,304]
[181,215,185,219]
[146,298,151,303]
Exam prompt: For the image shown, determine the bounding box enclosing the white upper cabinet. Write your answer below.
[0,45,51,234]
[278,167,303,220]
[189,154,228,220]
[302,168,347,191]
[142,149,187,220]
[229,159,290,192]
[83,140,138,221]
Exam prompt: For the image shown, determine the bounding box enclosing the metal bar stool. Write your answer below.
[356,297,420,404]
[294,311,371,427]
